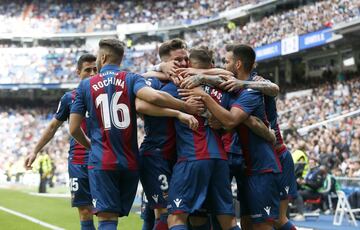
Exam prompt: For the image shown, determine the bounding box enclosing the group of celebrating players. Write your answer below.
[24,37,298,230]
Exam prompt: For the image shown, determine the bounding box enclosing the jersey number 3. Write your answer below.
[96,92,130,130]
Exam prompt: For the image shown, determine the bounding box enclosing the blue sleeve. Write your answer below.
[133,74,148,95]
[70,80,87,116]
[144,77,162,90]
[55,93,70,121]
[231,89,262,115]
[161,82,178,98]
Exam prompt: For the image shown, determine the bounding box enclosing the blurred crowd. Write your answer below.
[278,78,360,128]
[0,0,359,84]
[0,47,87,84]
[185,0,360,48]
[0,0,252,34]
[1,76,359,185]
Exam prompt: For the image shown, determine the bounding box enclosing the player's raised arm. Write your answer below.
[179,87,248,129]
[177,67,234,79]
[135,98,198,130]
[181,74,279,97]
[220,78,279,97]
[135,86,204,115]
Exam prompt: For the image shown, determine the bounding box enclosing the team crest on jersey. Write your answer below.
[174,198,182,208]
[152,194,159,203]
[264,206,271,215]
[285,186,290,194]
[92,198,97,208]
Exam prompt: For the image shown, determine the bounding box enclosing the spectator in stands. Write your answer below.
[348,157,360,177]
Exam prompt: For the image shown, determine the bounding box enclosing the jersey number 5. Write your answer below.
[96,92,130,130]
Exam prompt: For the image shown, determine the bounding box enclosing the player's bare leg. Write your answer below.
[216,215,240,230]
[188,216,209,230]
[168,213,188,229]
[274,200,296,230]
[252,222,274,230]
[78,206,93,221]
[240,216,253,230]
[154,208,169,230]
[77,206,95,230]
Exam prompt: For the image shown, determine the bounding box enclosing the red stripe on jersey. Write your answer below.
[71,90,87,165]
[222,132,233,153]
[215,132,227,160]
[115,72,137,170]
[162,118,176,161]
[237,124,252,175]
[91,75,117,170]
[193,117,210,160]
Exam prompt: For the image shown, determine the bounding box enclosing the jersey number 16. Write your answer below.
[96,91,130,130]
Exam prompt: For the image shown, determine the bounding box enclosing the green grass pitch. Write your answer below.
[0,188,143,229]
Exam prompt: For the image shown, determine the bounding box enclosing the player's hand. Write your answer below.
[180,75,203,89]
[177,112,199,130]
[269,129,276,145]
[24,153,37,170]
[218,74,234,81]
[176,68,203,79]
[219,79,245,92]
[178,87,207,101]
[253,75,266,82]
[160,61,180,81]
[170,75,183,86]
[183,96,206,115]
[208,115,222,130]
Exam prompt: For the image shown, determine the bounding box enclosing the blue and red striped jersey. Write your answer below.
[70,64,148,171]
[264,95,287,156]
[161,83,228,162]
[55,90,90,165]
[222,131,242,155]
[231,88,282,175]
[139,77,176,161]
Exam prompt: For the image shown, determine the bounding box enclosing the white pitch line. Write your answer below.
[0,206,65,230]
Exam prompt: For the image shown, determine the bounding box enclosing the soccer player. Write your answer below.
[24,53,97,230]
[179,44,282,230]
[137,38,190,230]
[69,38,201,230]
[182,50,298,230]
[162,47,242,230]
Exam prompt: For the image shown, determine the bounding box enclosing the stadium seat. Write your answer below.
[333,190,360,226]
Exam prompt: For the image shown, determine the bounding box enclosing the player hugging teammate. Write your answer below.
[26,37,297,230]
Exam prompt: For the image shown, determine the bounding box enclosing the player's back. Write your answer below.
[73,64,146,170]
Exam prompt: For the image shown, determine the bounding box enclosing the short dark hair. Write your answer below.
[159,38,187,59]
[77,53,96,70]
[225,44,256,72]
[189,46,214,69]
[99,38,125,64]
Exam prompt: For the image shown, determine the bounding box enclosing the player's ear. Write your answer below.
[101,53,107,65]
[235,59,242,70]
[76,68,81,76]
